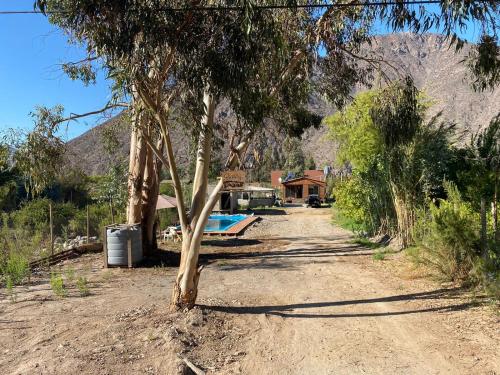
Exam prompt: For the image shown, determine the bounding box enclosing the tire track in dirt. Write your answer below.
[204,207,499,375]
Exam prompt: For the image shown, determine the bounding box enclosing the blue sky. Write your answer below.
[0,1,487,141]
[0,0,113,141]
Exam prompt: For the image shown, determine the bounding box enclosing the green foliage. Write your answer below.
[92,164,127,210]
[65,267,75,283]
[466,34,500,92]
[331,203,367,235]
[61,61,96,86]
[76,276,90,297]
[333,167,395,237]
[333,175,372,234]
[326,91,381,172]
[69,202,124,237]
[0,180,18,212]
[159,181,175,196]
[474,256,500,299]
[208,158,223,181]
[1,252,30,286]
[414,183,481,283]
[305,155,316,170]
[11,105,66,197]
[372,251,386,261]
[54,168,91,208]
[101,118,127,155]
[11,198,78,236]
[352,238,383,249]
[469,113,500,199]
[5,276,15,302]
[329,82,456,246]
[50,272,66,297]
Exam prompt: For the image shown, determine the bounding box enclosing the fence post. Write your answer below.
[109,197,115,224]
[86,205,90,244]
[49,202,54,256]
[480,197,487,259]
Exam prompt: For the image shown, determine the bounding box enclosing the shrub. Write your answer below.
[159,181,175,196]
[473,255,500,299]
[1,252,30,285]
[11,198,78,236]
[414,183,481,283]
[5,276,15,302]
[68,203,125,238]
[332,204,366,235]
[373,251,386,261]
[76,276,90,296]
[50,272,66,297]
[333,176,371,234]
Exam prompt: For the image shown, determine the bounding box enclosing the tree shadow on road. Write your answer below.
[200,287,486,318]
[201,245,372,265]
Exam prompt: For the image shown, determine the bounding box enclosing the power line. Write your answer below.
[0,1,452,15]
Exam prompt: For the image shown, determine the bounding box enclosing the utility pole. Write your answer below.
[49,202,54,256]
[86,204,90,243]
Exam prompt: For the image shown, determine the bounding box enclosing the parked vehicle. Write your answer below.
[305,194,321,208]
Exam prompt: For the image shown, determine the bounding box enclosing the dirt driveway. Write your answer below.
[1,207,498,374]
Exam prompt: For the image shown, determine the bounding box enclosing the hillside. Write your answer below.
[67,32,500,175]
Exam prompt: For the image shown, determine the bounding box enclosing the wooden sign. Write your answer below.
[221,170,246,190]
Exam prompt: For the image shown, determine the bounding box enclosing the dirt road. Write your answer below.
[1,207,498,374]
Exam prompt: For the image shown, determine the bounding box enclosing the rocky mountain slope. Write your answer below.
[67,33,500,176]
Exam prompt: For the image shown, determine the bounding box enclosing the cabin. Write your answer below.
[271,170,327,203]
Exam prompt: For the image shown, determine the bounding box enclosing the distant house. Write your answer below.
[271,170,327,203]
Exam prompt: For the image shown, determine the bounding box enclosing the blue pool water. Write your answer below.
[205,214,248,232]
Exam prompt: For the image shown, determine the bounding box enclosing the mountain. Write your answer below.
[66,33,500,176]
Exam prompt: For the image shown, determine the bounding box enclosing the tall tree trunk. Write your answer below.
[126,117,147,225]
[190,89,215,231]
[136,83,253,311]
[171,88,216,310]
[480,196,487,259]
[141,137,164,254]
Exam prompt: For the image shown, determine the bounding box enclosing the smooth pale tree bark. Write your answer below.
[171,88,217,309]
[137,83,245,309]
[126,115,147,225]
[141,136,164,254]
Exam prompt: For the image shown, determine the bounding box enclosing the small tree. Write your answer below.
[9,106,66,198]
[93,164,128,223]
[470,113,500,245]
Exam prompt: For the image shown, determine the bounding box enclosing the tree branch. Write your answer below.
[61,103,128,123]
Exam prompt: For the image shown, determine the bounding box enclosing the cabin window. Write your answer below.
[285,185,303,198]
[308,185,319,195]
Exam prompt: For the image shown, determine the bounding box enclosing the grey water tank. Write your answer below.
[106,224,142,266]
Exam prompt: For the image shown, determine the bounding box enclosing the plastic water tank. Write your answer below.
[106,224,142,266]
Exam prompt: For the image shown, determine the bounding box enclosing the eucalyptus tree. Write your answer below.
[6,106,66,198]
[35,0,499,309]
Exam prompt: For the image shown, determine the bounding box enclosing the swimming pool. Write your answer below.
[205,214,248,232]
